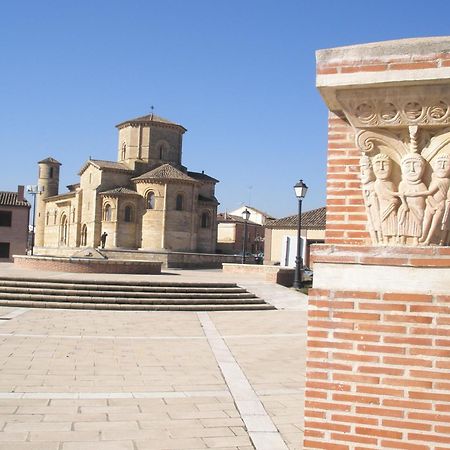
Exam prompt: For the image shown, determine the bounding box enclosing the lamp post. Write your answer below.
[26,185,41,256]
[241,208,250,264]
[293,180,308,289]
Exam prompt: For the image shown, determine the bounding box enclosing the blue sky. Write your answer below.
[2,0,450,217]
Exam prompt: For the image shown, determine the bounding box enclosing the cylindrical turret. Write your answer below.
[35,157,61,247]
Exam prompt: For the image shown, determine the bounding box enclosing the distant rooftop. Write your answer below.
[0,191,30,208]
[266,207,326,230]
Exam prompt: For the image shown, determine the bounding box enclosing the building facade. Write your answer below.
[0,186,30,261]
[264,206,326,267]
[35,114,219,254]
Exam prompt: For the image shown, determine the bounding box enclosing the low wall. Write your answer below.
[13,255,162,274]
[304,244,450,450]
[223,263,295,286]
[33,247,241,269]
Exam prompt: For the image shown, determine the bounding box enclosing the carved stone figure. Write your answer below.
[373,154,400,244]
[360,156,382,243]
[410,153,450,245]
[398,153,427,245]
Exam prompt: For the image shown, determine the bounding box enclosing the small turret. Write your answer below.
[35,157,61,247]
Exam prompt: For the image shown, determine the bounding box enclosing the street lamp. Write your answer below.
[293,180,308,289]
[26,185,42,256]
[241,208,251,264]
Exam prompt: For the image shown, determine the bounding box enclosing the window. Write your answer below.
[81,224,87,246]
[159,145,165,160]
[60,215,68,245]
[121,142,126,160]
[124,205,133,222]
[46,212,50,225]
[201,212,210,228]
[0,243,10,258]
[103,204,112,221]
[0,211,12,227]
[53,211,57,224]
[146,192,155,209]
[72,208,76,223]
[49,167,54,178]
[176,194,183,211]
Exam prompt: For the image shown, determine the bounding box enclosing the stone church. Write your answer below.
[35,113,219,254]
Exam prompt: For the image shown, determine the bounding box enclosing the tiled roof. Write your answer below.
[233,205,276,220]
[38,157,61,165]
[0,191,30,207]
[266,207,326,230]
[198,194,219,204]
[79,159,132,175]
[66,183,80,192]
[217,213,246,223]
[133,164,197,183]
[44,192,76,202]
[99,187,140,196]
[116,114,187,132]
[188,171,219,183]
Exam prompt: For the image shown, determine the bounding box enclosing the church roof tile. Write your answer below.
[78,159,132,175]
[116,113,187,132]
[132,164,198,183]
[99,187,140,196]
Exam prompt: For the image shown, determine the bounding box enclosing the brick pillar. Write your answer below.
[304,37,450,449]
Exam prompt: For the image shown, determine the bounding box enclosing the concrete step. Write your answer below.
[0,277,274,311]
[0,280,248,294]
[0,299,275,311]
[0,277,238,289]
[0,287,257,299]
[0,292,266,305]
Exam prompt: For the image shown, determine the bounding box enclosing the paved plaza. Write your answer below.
[0,264,308,450]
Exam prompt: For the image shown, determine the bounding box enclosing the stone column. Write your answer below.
[304,37,450,450]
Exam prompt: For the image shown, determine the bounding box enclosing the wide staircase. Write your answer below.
[0,277,275,311]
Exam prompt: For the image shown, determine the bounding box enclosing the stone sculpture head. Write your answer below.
[360,156,375,184]
[373,153,392,180]
[401,153,425,183]
[433,153,450,178]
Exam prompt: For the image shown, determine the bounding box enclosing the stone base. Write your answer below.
[33,247,241,269]
[223,263,295,286]
[303,244,450,450]
[13,255,162,274]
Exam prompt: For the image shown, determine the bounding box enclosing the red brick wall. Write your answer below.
[304,246,450,450]
[326,112,368,245]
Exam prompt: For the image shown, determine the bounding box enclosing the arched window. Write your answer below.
[121,142,126,160]
[53,211,57,224]
[201,212,210,228]
[72,208,76,223]
[124,205,133,222]
[49,167,54,179]
[103,204,112,221]
[60,215,68,245]
[46,212,50,225]
[81,224,87,246]
[176,194,183,211]
[159,145,165,160]
[147,191,155,209]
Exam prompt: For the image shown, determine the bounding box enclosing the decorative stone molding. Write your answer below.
[337,85,450,129]
[334,86,450,247]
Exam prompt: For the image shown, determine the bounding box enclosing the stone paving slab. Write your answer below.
[0,265,307,449]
